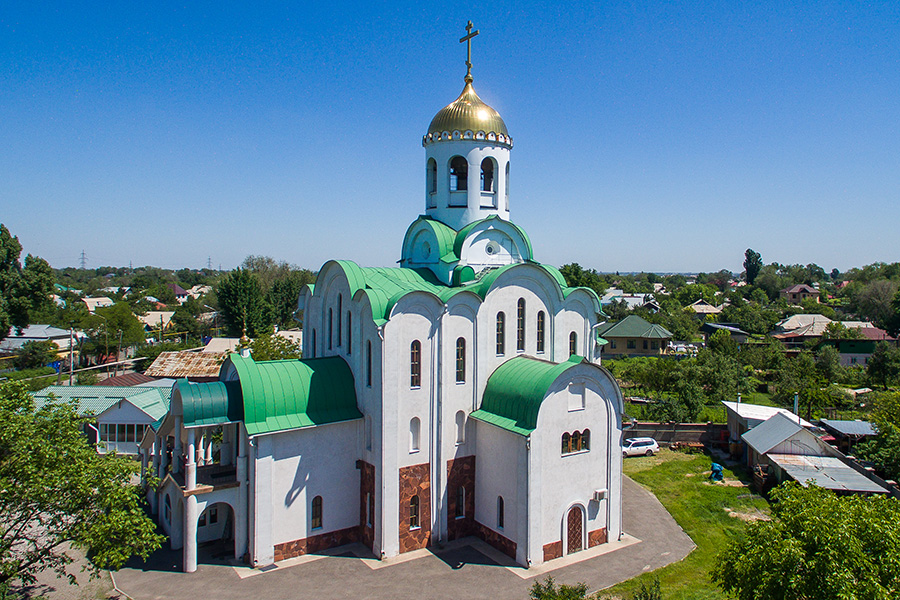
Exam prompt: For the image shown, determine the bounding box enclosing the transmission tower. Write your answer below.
[207,256,213,270]
[79,250,87,270]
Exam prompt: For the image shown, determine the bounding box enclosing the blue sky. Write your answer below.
[2,1,898,274]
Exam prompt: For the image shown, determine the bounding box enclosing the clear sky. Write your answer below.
[2,1,898,274]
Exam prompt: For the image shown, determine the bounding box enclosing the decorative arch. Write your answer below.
[427,157,437,198]
[480,157,496,193]
[564,504,585,555]
[449,156,468,192]
[409,417,421,452]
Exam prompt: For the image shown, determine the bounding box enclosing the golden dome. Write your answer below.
[427,81,509,138]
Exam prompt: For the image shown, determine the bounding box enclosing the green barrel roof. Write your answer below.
[177,379,244,428]
[471,354,585,436]
[226,354,362,436]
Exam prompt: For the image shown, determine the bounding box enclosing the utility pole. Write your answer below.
[68,325,74,385]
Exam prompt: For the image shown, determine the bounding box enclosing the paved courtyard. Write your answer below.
[111,477,694,600]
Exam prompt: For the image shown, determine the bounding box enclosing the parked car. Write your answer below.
[622,437,659,457]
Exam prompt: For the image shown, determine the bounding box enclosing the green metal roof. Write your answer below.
[452,215,533,261]
[471,355,585,436]
[31,385,171,421]
[225,354,362,436]
[177,379,244,428]
[402,216,459,265]
[596,315,673,339]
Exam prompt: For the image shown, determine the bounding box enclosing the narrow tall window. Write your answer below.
[337,295,342,346]
[455,410,466,444]
[450,156,468,191]
[328,308,333,350]
[410,417,420,452]
[410,340,421,388]
[480,158,494,192]
[505,162,510,207]
[572,430,582,452]
[497,496,505,529]
[582,429,590,451]
[427,158,437,195]
[455,486,465,518]
[346,312,352,355]
[455,337,466,383]
[516,298,526,352]
[366,341,372,387]
[537,311,545,353]
[496,312,505,355]
[365,416,372,451]
[569,331,578,356]
[311,329,317,358]
[368,493,375,527]
[410,495,420,529]
[311,496,323,529]
[562,432,571,454]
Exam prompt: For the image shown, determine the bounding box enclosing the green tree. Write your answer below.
[559,263,608,298]
[815,345,842,384]
[854,280,899,327]
[854,423,900,482]
[707,329,738,358]
[216,268,273,337]
[0,381,164,586]
[248,333,302,361]
[171,296,206,341]
[85,302,146,360]
[267,269,315,330]
[712,482,900,600]
[13,340,59,370]
[744,248,762,285]
[867,342,900,390]
[529,576,589,600]
[0,224,53,342]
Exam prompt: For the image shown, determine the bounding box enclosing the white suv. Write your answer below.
[622,437,659,457]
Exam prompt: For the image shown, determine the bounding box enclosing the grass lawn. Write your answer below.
[600,450,770,600]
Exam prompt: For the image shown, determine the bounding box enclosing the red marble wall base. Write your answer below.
[588,527,607,548]
[358,460,376,551]
[446,456,476,540]
[398,463,431,553]
[474,521,516,560]
[273,526,359,562]
[542,540,562,562]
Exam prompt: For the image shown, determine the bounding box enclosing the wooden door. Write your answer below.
[566,506,583,554]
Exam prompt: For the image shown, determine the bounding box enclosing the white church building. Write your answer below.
[142,24,625,572]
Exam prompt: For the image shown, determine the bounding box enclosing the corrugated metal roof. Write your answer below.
[471,355,584,436]
[145,351,225,378]
[96,372,157,387]
[741,412,806,455]
[177,379,244,428]
[768,454,889,494]
[596,315,673,340]
[723,401,812,428]
[820,419,877,437]
[31,385,170,421]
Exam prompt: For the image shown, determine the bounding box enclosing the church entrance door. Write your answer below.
[566,506,583,554]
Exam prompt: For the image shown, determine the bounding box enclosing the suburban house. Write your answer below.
[816,328,898,366]
[82,297,115,313]
[700,322,750,344]
[138,311,176,336]
[32,385,171,455]
[144,350,226,382]
[723,400,811,461]
[596,315,673,357]
[0,324,72,355]
[168,283,189,304]
[780,284,819,304]
[742,413,891,496]
[685,299,721,316]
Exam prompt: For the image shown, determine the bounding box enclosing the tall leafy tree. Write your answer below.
[216,268,272,337]
[0,224,53,342]
[867,342,900,390]
[0,381,164,586]
[713,483,900,600]
[267,269,315,329]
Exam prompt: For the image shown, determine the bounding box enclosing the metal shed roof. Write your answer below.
[820,419,877,438]
[768,454,889,494]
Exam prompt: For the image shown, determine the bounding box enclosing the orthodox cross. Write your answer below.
[459,21,479,82]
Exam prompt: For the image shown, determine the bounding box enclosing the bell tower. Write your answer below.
[422,22,512,231]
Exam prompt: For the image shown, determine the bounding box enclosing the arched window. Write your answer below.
[450,156,468,191]
[409,417,420,452]
[569,331,578,356]
[455,486,465,518]
[582,429,590,451]
[328,308,333,350]
[455,410,466,444]
[497,496,505,529]
[346,312,352,355]
[562,432,570,454]
[427,158,437,196]
[410,495,420,529]
[410,340,421,388]
[311,329,317,358]
[164,494,171,524]
[496,312,505,355]
[311,495,323,529]
[366,340,372,387]
[572,430,582,452]
[455,337,466,383]
[517,298,526,352]
[537,311,545,353]
[337,295,342,347]
[480,158,494,192]
[562,429,591,455]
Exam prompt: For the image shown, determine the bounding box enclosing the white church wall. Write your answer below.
[531,363,623,558]
[473,420,526,561]
[265,420,361,548]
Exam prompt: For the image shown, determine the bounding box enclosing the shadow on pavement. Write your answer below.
[432,545,502,570]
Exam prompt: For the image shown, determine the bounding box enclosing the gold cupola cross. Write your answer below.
[459,21,479,83]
